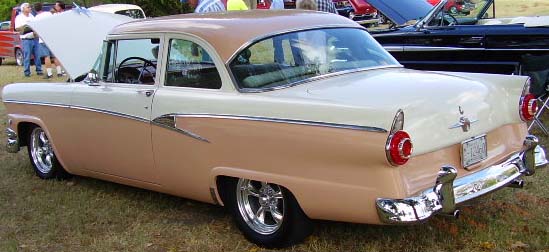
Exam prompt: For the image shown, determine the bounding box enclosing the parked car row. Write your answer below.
[2,7,547,248]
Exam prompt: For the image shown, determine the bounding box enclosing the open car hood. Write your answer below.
[367,0,433,26]
[29,9,132,80]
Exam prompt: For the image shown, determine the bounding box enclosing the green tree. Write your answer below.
[1,0,193,21]
[0,0,20,21]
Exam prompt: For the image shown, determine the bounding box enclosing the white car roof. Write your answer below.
[89,4,145,14]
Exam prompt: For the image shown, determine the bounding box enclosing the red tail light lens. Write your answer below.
[386,130,413,166]
[520,94,537,121]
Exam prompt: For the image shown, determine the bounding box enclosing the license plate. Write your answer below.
[461,135,487,168]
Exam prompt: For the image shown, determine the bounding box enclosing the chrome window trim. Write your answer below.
[157,113,388,133]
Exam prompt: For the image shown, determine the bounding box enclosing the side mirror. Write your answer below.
[84,70,100,86]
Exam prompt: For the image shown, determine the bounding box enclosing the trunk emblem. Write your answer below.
[449,106,478,132]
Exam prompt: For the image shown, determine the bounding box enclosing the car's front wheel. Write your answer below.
[27,126,70,179]
[220,177,313,248]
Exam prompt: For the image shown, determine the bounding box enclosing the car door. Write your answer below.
[380,25,488,73]
[150,35,230,202]
[67,35,163,183]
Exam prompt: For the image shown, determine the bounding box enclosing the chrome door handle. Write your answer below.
[137,89,155,97]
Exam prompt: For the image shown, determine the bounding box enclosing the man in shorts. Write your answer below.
[34,3,65,78]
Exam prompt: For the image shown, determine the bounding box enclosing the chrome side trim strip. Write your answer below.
[157,113,388,133]
[4,100,70,108]
[3,100,149,123]
[71,105,150,123]
[151,115,210,143]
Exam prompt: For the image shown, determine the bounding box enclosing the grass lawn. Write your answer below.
[1,2,549,250]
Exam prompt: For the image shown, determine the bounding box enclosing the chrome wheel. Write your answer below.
[30,127,54,174]
[236,179,284,235]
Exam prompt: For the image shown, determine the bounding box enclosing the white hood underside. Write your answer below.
[29,10,132,80]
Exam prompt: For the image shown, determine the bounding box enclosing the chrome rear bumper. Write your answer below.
[376,135,547,224]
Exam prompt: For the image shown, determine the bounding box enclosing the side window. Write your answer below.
[165,39,222,89]
[98,41,115,82]
[113,38,159,85]
[0,23,9,31]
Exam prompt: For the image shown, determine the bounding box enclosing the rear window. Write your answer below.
[114,9,145,19]
[229,28,398,91]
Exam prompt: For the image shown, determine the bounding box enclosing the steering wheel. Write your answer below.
[443,13,459,26]
[116,56,156,84]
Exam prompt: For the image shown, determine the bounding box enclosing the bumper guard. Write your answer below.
[6,127,20,153]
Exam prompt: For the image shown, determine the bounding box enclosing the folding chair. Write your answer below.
[529,93,549,135]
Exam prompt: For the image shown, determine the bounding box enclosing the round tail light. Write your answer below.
[520,94,537,121]
[386,130,413,166]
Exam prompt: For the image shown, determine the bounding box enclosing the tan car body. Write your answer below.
[2,11,544,226]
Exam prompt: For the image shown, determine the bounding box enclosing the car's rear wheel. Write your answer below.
[15,48,23,66]
[27,126,69,179]
[220,177,313,248]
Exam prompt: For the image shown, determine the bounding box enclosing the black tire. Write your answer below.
[219,177,313,248]
[15,48,23,66]
[0,57,3,66]
[27,126,70,179]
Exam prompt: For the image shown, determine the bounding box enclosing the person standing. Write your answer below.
[269,0,284,9]
[194,0,226,13]
[15,3,42,77]
[34,3,55,78]
[314,0,337,13]
[227,0,249,11]
[296,0,317,10]
[269,0,285,63]
[54,1,66,13]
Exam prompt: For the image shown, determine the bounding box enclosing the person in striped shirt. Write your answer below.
[194,0,226,13]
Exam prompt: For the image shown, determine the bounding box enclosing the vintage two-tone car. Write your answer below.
[2,9,547,248]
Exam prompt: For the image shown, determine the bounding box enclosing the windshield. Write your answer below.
[229,28,399,91]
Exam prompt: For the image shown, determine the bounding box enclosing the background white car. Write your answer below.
[88,4,146,19]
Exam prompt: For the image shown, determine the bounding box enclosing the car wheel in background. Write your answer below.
[220,177,313,248]
[15,48,23,66]
[27,126,70,179]
[0,57,3,66]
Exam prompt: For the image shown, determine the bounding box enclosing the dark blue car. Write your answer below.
[369,0,549,93]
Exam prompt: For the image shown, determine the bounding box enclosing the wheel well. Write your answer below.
[17,122,39,147]
[214,175,305,213]
[215,175,232,206]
